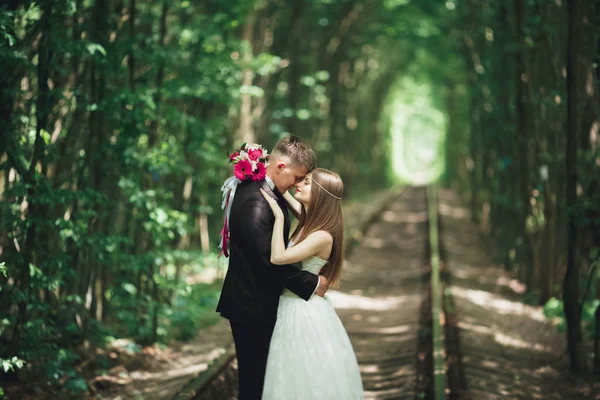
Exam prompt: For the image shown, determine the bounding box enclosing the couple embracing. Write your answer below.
[216,136,364,399]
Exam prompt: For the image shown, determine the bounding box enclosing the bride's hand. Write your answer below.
[260,189,284,220]
[315,275,329,297]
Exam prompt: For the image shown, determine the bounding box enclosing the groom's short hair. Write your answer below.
[272,136,317,171]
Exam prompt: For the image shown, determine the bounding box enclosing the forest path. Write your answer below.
[438,188,598,399]
[333,187,428,399]
[91,187,599,400]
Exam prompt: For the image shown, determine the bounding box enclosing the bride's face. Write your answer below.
[294,173,312,205]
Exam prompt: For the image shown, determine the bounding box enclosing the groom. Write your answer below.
[216,136,330,400]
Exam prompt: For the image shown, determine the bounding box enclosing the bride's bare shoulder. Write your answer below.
[309,230,333,245]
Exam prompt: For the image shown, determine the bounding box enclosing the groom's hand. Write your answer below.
[315,275,329,297]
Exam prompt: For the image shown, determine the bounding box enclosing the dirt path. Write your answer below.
[438,189,599,399]
[332,187,428,399]
[90,320,232,399]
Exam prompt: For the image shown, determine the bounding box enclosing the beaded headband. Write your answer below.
[313,179,342,200]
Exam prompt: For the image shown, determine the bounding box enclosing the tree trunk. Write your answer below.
[285,0,305,136]
[539,180,556,304]
[13,2,54,342]
[128,0,136,92]
[148,0,168,148]
[595,301,600,373]
[86,0,110,326]
[198,194,210,256]
[468,77,480,224]
[496,1,520,269]
[148,0,169,345]
[236,7,257,144]
[514,0,535,291]
[563,0,585,375]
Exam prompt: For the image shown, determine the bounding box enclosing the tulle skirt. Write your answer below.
[262,292,364,400]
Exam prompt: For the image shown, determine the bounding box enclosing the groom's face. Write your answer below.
[274,160,308,193]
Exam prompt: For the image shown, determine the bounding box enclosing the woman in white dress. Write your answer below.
[259,168,364,400]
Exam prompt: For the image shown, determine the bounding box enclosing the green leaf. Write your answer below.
[2,361,11,373]
[296,109,311,120]
[64,377,88,393]
[300,76,316,87]
[1,32,14,47]
[29,264,42,278]
[86,43,106,56]
[315,70,329,82]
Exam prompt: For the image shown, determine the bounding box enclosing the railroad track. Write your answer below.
[173,186,467,400]
[423,186,468,400]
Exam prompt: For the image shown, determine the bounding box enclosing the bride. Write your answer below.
[259,168,364,400]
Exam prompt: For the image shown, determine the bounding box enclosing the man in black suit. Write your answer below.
[216,136,329,400]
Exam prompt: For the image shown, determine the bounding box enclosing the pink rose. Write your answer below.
[229,151,239,161]
[251,162,267,181]
[234,160,253,180]
[247,148,263,161]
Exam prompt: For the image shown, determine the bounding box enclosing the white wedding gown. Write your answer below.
[262,251,364,399]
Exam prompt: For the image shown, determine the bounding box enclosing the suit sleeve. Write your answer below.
[239,200,318,301]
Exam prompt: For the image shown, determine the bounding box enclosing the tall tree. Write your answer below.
[564,0,585,375]
[514,0,535,293]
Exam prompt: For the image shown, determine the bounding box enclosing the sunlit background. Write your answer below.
[386,76,446,184]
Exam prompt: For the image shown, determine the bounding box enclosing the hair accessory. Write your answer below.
[313,179,342,200]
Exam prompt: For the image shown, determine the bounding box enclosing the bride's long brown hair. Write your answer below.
[291,168,345,288]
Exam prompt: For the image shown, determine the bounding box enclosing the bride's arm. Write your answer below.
[260,189,331,265]
[283,191,301,218]
[271,227,331,265]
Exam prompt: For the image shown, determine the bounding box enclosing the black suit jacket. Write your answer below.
[216,179,318,324]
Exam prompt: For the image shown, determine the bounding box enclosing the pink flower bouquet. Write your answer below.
[219,143,270,257]
[228,143,270,182]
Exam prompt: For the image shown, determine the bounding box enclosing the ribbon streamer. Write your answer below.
[218,176,240,258]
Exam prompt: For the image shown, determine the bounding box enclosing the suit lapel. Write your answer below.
[260,180,278,201]
[260,180,286,215]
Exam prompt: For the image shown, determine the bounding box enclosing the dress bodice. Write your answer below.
[287,240,328,275]
[301,255,328,275]
[281,241,328,297]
